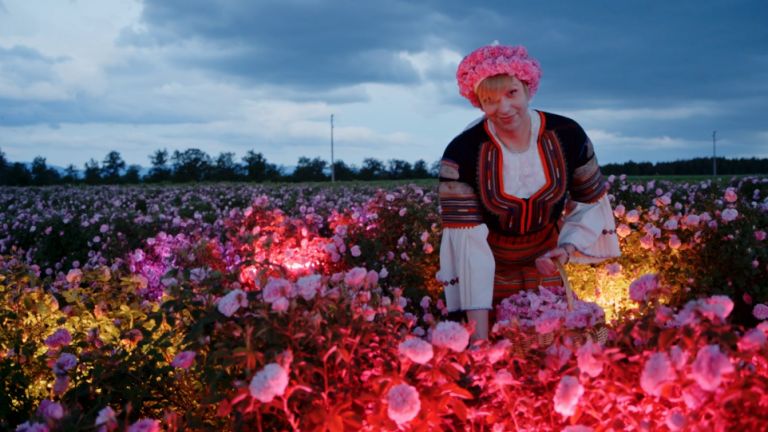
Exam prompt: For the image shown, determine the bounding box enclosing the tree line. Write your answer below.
[1,147,766,186]
[0,148,439,186]
[602,157,768,176]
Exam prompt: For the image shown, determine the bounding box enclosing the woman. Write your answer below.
[438,44,621,341]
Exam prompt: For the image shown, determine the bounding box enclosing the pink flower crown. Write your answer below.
[456,44,542,108]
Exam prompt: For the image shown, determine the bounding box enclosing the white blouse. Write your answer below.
[438,110,621,312]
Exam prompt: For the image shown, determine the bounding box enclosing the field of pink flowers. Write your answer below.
[1,176,767,431]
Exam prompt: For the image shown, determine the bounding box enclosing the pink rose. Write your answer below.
[723,187,738,203]
[613,204,625,217]
[217,289,248,317]
[127,419,160,432]
[616,223,632,238]
[682,383,708,410]
[271,297,290,313]
[95,406,117,429]
[387,383,421,424]
[755,230,767,241]
[690,345,734,391]
[493,370,515,387]
[666,410,687,431]
[545,343,572,371]
[487,339,512,364]
[668,235,681,249]
[343,267,368,288]
[629,273,659,302]
[669,345,689,370]
[398,337,434,364]
[38,399,63,420]
[683,214,700,227]
[639,233,655,250]
[249,363,290,403]
[53,353,78,375]
[640,352,676,397]
[350,245,362,257]
[66,268,83,285]
[45,328,73,349]
[431,321,470,352]
[738,328,766,352]
[53,376,69,395]
[563,427,594,432]
[171,351,196,369]
[262,278,293,303]
[625,209,640,223]
[365,270,379,288]
[697,295,733,322]
[576,340,603,378]
[553,375,584,418]
[753,303,768,320]
[534,310,563,334]
[296,274,322,301]
[721,208,739,222]
[14,422,49,432]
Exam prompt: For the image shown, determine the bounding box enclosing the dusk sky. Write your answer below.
[1,0,766,170]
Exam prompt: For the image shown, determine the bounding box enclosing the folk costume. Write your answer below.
[437,110,620,312]
[438,43,620,314]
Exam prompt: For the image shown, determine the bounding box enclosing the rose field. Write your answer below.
[1,175,768,431]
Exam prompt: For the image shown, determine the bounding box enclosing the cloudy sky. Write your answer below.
[1,0,766,170]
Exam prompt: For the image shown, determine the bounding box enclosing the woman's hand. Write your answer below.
[534,245,574,275]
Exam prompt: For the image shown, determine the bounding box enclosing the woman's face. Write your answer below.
[478,76,530,135]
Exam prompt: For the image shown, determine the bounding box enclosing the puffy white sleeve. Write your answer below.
[437,224,495,312]
[557,195,621,264]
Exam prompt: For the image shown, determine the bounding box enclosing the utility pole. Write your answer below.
[712,130,717,177]
[330,114,335,182]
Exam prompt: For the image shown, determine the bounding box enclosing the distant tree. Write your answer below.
[123,164,142,184]
[147,149,172,183]
[62,164,79,183]
[213,152,242,181]
[83,158,102,185]
[331,160,357,181]
[171,148,212,182]
[101,151,126,183]
[429,160,441,177]
[0,148,7,184]
[31,157,60,186]
[386,159,413,179]
[242,150,281,182]
[291,157,328,182]
[358,158,385,180]
[412,159,431,178]
[7,162,33,186]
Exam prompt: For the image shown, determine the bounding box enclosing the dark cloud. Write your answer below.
[132,1,766,98]
[0,45,68,87]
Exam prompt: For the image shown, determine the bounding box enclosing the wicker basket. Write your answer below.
[507,261,608,355]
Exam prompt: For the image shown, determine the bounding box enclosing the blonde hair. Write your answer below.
[476,74,529,104]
